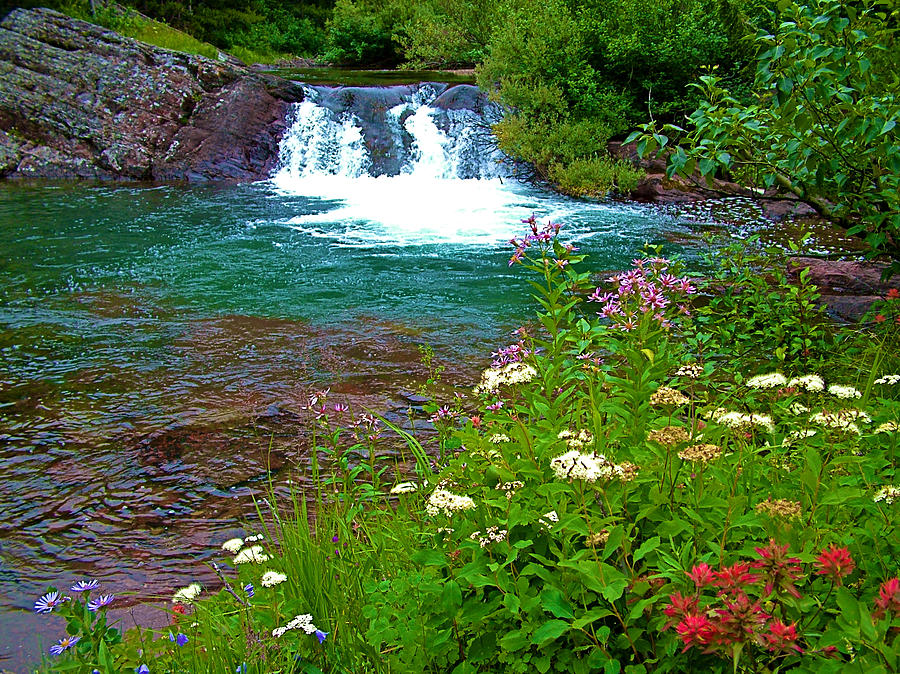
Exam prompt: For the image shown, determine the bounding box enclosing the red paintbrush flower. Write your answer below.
[874,577,900,620]
[676,613,715,652]
[814,544,855,585]
[762,619,803,654]
[751,539,804,598]
[714,562,759,595]
[687,562,715,590]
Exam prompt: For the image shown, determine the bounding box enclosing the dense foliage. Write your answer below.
[631,0,900,260]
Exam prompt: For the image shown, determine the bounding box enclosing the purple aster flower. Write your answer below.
[314,629,328,643]
[49,635,80,655]
[87,594,114,612]
[677,278,696,294]
[70,579,100,593]
[599,301,622,319]
[588,289,615,303]
[243,583,254,598]
[34,591,69,614]
[331,535,339,543]
[136,665,150,674]
[486,400,503,411]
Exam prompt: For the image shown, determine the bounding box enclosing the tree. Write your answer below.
[630,0,900,260]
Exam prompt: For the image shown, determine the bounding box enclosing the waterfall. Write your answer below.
[272,83,508,182]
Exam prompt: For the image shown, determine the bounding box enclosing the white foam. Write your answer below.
[273,174,529,247]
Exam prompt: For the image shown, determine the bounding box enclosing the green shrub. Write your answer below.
[548,157,644,197]
[322,0,405,65]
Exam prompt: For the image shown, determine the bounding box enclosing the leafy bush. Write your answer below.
[631,0,900,261]
[322,0,407,65]
[548,157,644,197]
[398,0,499,67]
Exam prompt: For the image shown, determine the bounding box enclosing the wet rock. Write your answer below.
[608,141,820,220]
[788,256,900,321]
[431,84,487,113]
[0,8,304,181]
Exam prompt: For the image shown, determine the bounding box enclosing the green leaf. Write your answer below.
[572,607,613,629]
[541,588,575,619]
[467,632,497,664]
[411,549,447,567]
[500,629,530,652]
[531,619,570,646]
[600,578,629,602]
[633,536,660,563]
[442,579,462,612]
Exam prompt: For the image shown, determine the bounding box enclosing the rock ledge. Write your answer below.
[0,8,304,181]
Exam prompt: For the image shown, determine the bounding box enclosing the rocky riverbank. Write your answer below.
[0,8,304,181]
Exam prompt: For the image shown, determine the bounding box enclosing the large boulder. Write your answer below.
[0,8,304,181]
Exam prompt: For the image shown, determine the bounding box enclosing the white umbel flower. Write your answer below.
[827,384,862,399]
[233,545,269,565]
[550,450,625,483]
[708,409,775,433]
[261,571,288,587]
[787,374,825,391]
[474,362,537,394]
[874,374,900,385]
[876,421,900,433]
[425,488,476,517]
[221,538,244,554]
[172,583,202,604]
[874,485,900,504]
[746,372,788,389]
[273,613,318,638]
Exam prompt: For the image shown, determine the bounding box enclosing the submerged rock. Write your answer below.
[0,8,304,181]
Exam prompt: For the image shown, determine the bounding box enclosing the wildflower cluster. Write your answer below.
[746,372,788,389]
[272,613,327,643]
[33,578,121,664]
[425,487,476,516]
[707,408,775,433]
[473,361,537,395]
[874,485,900,504]
[549,450,636,483]
[677,443,722,464]
[663,542,893,663]
[469,526,508,548]
[557,428,593,449]
[507,215,562,267]
[588,257,696,332]
[389,481,418,495]
[172,582,202,604]
[674,363,704,378]
[646,425,692,447]
[754,497,802,521]
[650,386,690,407]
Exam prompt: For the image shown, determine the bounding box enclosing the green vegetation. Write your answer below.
[630,0,900,261]
[32,221,900,672]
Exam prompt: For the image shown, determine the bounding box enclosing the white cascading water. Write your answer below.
[274,99,371,179]
[269,83,625,246]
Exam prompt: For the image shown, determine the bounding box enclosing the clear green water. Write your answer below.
[0,177,702,666]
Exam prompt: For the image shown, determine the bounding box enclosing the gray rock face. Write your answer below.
[0,8,304,181]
